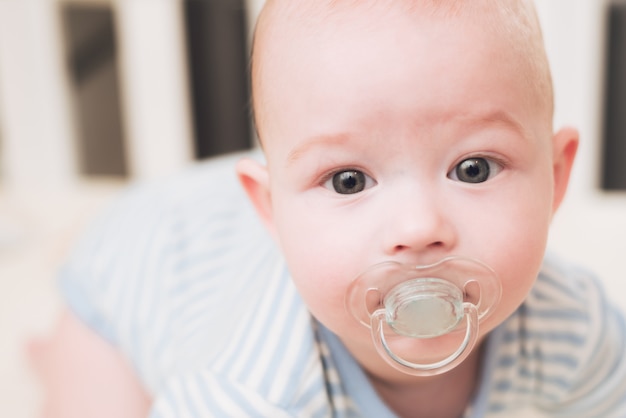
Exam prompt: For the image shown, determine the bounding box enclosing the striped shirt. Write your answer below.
[60,151,626,417]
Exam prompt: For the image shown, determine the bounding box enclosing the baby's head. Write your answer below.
[238,0,578,379]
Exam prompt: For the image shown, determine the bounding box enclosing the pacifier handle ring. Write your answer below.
[371,302,479,376]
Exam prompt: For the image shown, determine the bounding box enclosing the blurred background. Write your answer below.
[0,0,624,416]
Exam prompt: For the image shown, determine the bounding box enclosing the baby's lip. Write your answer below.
[377,256,454,270]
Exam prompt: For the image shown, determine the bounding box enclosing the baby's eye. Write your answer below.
[448,157,502,183]
[324,170,375,194]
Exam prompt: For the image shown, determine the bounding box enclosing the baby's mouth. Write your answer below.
[345,256,501,376]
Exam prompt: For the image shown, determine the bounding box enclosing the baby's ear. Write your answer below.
[236,158,277,237]
[551,126,579,215]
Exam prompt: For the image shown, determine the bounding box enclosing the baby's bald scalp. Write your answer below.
[251,0,553,143]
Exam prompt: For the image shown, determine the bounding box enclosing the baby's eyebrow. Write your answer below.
[460,109,530,140]
[287,132,353,164]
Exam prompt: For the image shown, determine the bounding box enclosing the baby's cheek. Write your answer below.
[486,244,545,331]
[291,274,348,332]
[287,251,358,329]
[280,220,361,306]
[475,219,548,331]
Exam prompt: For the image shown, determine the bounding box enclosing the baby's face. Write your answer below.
[243,4,575,379]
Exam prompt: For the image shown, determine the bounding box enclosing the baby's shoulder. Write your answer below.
[487,254,626,415]
[512,253,609,354]
[528,253,606,318]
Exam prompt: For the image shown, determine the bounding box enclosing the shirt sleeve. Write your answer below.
[532,256,626,417]
[57,177,190,391]
[58,181,171,345]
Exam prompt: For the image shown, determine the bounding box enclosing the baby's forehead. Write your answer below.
[252,0,552,141]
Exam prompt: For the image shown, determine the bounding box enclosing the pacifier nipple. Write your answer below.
[385,278,464,338]
[346,257,501,376]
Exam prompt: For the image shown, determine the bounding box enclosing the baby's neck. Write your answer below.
[366,344,484,418]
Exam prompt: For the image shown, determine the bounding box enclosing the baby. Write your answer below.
[33,0,626,417]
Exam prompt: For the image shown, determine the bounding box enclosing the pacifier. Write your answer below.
[345,256,501,376]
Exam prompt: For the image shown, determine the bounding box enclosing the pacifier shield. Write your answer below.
[345,256,501,376]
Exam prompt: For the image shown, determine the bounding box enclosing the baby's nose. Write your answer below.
[380,188,457,258]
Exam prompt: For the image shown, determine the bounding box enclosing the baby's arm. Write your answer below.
[29,309,151,418]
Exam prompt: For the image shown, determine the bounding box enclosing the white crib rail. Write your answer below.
[0,0,77,192]
[0,0,194,191]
